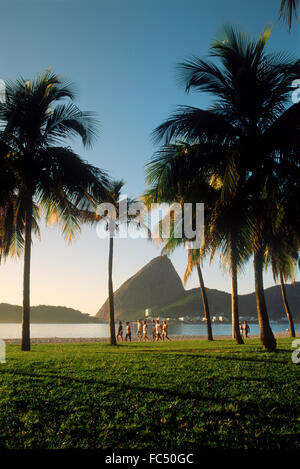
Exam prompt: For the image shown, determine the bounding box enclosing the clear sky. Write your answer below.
[0,0,299,316]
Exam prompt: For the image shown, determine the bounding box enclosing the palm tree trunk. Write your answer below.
[254,249,276,351]
[21,193,33,351]
[279,271,296,338]
[108,235,117,345]
[196,263,213,341]
[230,246,243,344]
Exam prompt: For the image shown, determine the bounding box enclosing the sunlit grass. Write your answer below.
[0,338,299,449]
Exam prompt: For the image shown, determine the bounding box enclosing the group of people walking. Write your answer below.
[116,318,171,342]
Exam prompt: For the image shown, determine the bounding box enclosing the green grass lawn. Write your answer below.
[0,338,299,449]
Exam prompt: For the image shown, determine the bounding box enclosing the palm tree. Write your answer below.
[209,196,253,344]
[0,71,109,351]
[146,143,249,344]
[279,0,299,29]
[264,194,299,337]
[144,143,215,341]
[152,26,300,350]
[183,248,213,341]
[103,180,124,346]
[278,271,297,337]
[82,180,147,345]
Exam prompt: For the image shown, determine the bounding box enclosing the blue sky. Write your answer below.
[0,0,299,315]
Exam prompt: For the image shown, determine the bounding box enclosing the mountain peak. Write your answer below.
[96,255,185,320]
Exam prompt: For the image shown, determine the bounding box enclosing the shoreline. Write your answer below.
[3,331,299,344]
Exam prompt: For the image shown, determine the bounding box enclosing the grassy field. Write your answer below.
[0,338,299,449]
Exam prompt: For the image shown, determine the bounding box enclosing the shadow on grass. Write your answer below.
[1,367,298,406]
[106,348,294,365]
[2,368,300,445]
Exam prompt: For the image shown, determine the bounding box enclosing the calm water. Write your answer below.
[0,322,299,339]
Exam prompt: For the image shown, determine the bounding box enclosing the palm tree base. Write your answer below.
[260,336,277,352]
[21,342,30,351]
[235,336,244,345]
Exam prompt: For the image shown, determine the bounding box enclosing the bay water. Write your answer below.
[0,321,298,339]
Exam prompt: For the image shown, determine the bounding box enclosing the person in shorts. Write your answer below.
[125,321,131,342]
[155,319,162,341]
[116,321,123,342]
[142,320,149,341]
[243,321,250,338]
[151,319,156,341]
[162,320,171,341]
[137,320,143,341]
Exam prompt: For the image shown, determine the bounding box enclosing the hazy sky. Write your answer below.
[0,0,299,316]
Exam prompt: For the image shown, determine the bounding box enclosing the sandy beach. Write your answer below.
[4,331,299,345]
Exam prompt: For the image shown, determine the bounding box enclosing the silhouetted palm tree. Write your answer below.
[146,143,249,344]
[0,71,109,350]
[82,180,147,345]
[265,193,299,337]
[184,248,213,341]
[144,143,214,341]
[104,180,125,346]
[209,198,252,344]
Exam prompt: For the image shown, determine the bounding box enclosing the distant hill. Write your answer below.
[158,283,300,323]
[0,304,103,323]
[96,256,300,323]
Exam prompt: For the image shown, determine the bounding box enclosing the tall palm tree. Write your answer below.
[264,193,299,337]
[82,180,146,345]
[152,26,300,350]
[209,196,253,344]
[183,248,213,341]
[0,71,109,351]
[144,143,215,341]
[103,180,125,346]
[146,143,249,344]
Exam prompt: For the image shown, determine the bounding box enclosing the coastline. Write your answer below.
[4,331,299,344]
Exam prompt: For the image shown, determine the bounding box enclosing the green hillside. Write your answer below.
[97,256,300,323]
[0,304,103,323]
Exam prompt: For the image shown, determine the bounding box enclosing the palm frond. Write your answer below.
[152,106,237,145]
[44,103,99,148]
[279,0,299,29]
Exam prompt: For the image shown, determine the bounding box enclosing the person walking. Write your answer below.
[142,320,149,341]
[137,320,143,341]
[162,320,171,341]
[151,319,156,341]
[243,321,250,338]
[155,319,162,341]
[116,321,123,342]
[125,321,131,342]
